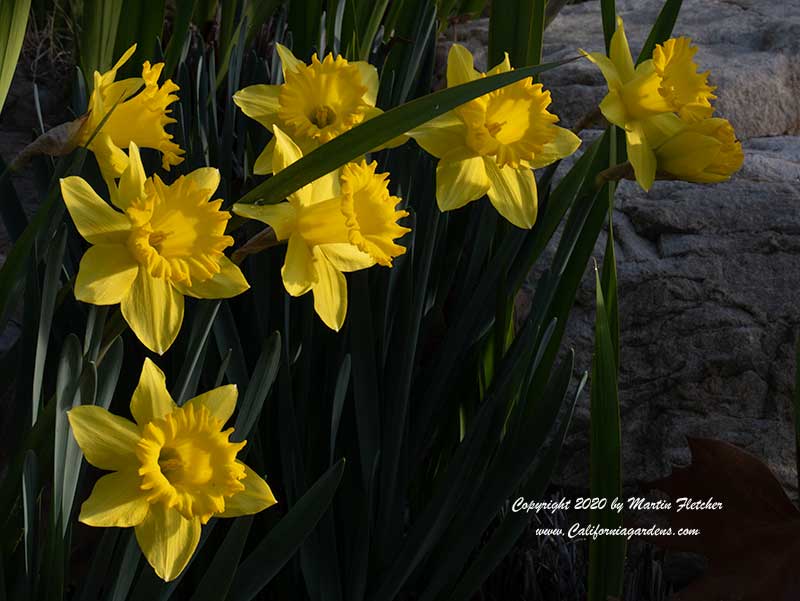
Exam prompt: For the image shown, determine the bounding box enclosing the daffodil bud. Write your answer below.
[655,117,743,184]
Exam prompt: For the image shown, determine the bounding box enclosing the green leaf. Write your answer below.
[109,532,142,601]
[0,0,32,113]
[53,334,83,534]
[31,225,67,424]
[77,0,125,84]
[235,57,575,205]
[488,0,546,68]
[22,450,38,585]
[173,300,221,404]
[330,354,351,464]
[232,331,281,442]
[163,0,198,79]
[78,530,121,601]
[446,371,585,600]
[637,0,683,64]
[358,0,391,60]
[588,265,625,601]
[113,0,166,76]
[0,156,29,241]
[190,516,253,601]
[0,150,87,331]
[229,459,346,601]
[600,0,616,52]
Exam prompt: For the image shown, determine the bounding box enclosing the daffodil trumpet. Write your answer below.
[233,126,410,332]
[68,358,277,581]
[75,44,185,192]
[60,142,249,354]
[407,44,581,229]
[233,44,404,175]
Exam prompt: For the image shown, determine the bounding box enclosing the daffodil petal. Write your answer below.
[626,123,657,191]
[640,112,685,149]
[311,247,347,331]
[233,202,297,240]
[74,244,139,305]
[447,44,480,87]
[530,126,582,169]
[275,43,304,78]
[67,405,140,471]
[309,170,341,205]
[135,504,201,582]
[598,89,627,128]
[121,270,184,355]
[176,256,249,299]
[117,142,146,210]
[353,61,379,106]
[610,16,635,82]
[253,137,276,175]
[436,156,490,211]
[182,167,220,203]
[130,358,176,426]
[61,176,130,245]
[91,133,131,188]
[272,126,312,205]
[79,470,150,527]
[232,84,281,129]
[485,160,538,229]
[581,50,622,90]
[319,243,375,272]
[407,112,468,159]
[488,52,512,75]
[217,463,277,518]
[281,235,315,296]
[185,384,237,424]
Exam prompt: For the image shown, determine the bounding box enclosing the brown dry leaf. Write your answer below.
[644,437,800,601]
[10,115,87,170]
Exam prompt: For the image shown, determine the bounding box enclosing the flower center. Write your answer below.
[457,78,559,169]
[278,53,369,144]
[125,176,234,285]
[310,105,337,128]
[137,404,246,523]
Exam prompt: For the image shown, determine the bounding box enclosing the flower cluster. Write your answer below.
[61,31,743,582]
[583,17,743,190]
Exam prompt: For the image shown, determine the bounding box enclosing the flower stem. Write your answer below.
[232,227,282,265]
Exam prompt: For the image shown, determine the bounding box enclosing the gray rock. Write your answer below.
[522,135,800,494]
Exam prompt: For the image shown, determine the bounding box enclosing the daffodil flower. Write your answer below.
[233,127,410,331]
[407,44,581,229]
[652,115,743,183]
[60,142,249,354]
[76,44,184,190]
[68,358,277,581]
[233,44,400,174]
[582,17,716,190]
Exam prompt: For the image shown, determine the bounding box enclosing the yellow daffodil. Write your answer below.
[76,44,184,189]
[654,116,743,183]
[233,44,399,174]
[582,17,716,190]
[233,127,409,331]
[407,44,581,229]
[68,358,277,581]
[60,142,249,354]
